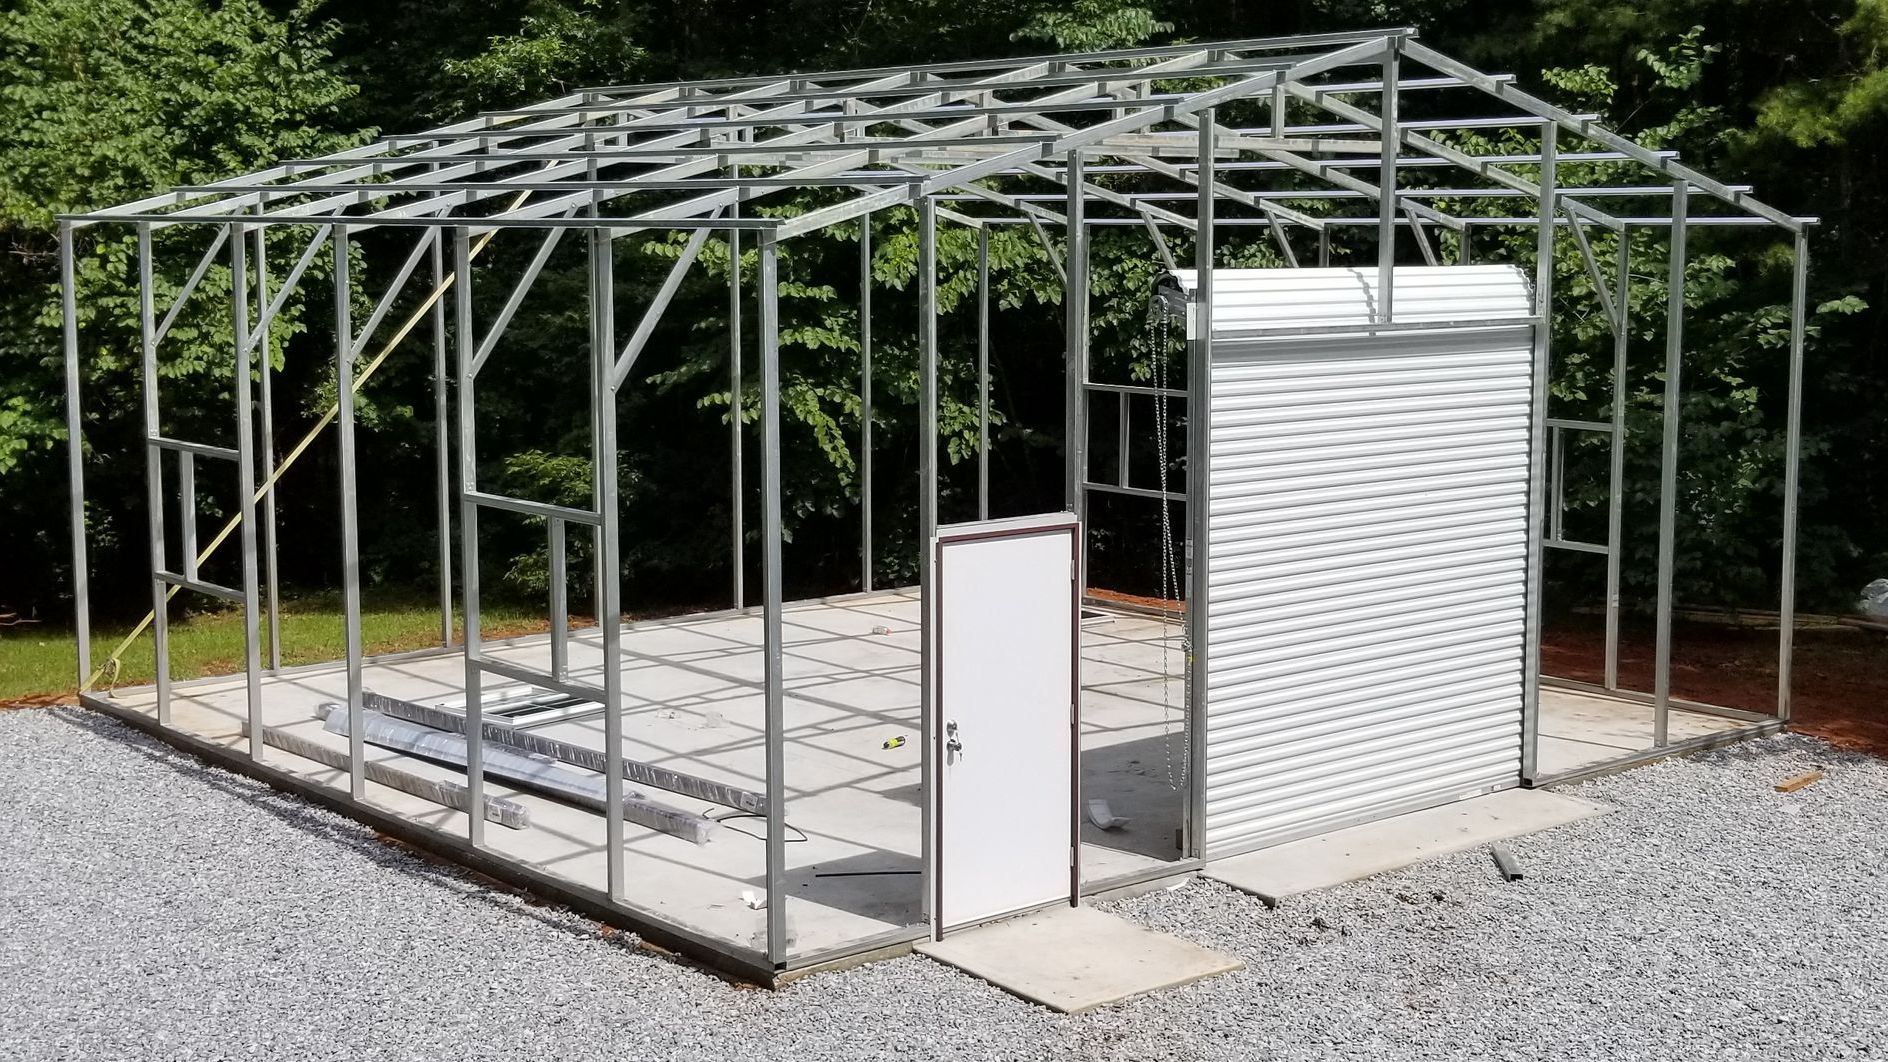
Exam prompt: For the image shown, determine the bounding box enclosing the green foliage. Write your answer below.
[1012,0,1173,51]
[440,0,650,111]
[1435,34,1870,606]
[5,0,1887,627]
[1755,0,1888,146]
[0,0,364,615]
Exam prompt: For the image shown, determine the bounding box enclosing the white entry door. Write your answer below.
[931,513,1081,937]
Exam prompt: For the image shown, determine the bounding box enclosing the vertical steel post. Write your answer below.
[179,456,198,581]
[593,228,626,902]
[1317,227,1331,268]
[1376,41,1399,323]
[758,235,788,963]
[1604,228,1630,690]
[454,227,486,843]
[232,228,264,763]
[136,226,169,721]
[1653,183,1689,748]
[549,518,567,679]
[432,224,454,647]
[1776,229,1808,722]
[916,197,939,930]
[60,223,91,689]
[582,160,603,635]
[977,224,991,520]
[1184,114,1216,858]
[1458,221,1474,266]
[254,222,283,669]
[334,226,365,797]
[1520,123,1556,783]
[1117,395,1130,489]
[1064,153,1089,515]
[1550,427,1566,541]
[730,224,745,608]
[859,216,874,592]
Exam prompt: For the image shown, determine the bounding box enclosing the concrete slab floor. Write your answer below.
[1536,686,1759,779]
[91,592,1188,964]
[88,591,1763,969]
[1202,788,1611,906]
[915,905,1242,1013]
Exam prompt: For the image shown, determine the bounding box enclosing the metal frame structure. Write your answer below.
[60,28,1813,978]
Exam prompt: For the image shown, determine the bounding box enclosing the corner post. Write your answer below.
[61,222,92,692]
[730,221,745,608]
[1185,113,1216,858]
[453,226,486,844]
[1064,153,1089,515]
[1377,39,1400,323]
[255,220,283,669]
[1604,227,1630,690]
[1776,228,1809,722]
[1652,182,1690,747]
[758,233,788,964]
[859,215,874,592]
[593,226,626,901]
[916,196,940,934]
[1521,123,1556,783]
[977,223,991,520]
[334,224,365,798]
[135,224,171,722]
[232,226,264,763]
[432,220,454,647]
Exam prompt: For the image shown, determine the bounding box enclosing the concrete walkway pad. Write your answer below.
[915,905,1242,1013]
[1204,789,1611,906]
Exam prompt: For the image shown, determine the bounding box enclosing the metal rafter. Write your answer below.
[65,31,1810,236]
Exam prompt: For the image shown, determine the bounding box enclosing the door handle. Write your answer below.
[945,720,964,763]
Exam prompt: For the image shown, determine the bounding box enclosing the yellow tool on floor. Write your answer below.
[882,736,906,750]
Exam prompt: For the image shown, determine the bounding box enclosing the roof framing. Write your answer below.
[68,28,1811,237]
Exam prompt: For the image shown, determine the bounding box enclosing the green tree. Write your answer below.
[0,0,364,616]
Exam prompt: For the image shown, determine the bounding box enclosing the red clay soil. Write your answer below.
[1542,614,1888,757]
[1087,586,1184,613]
[1087,586,1886,756]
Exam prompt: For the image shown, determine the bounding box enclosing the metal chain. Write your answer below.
[1152,308,1186,794]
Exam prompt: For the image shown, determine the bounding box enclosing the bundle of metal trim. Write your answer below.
[241,721,532,829]
[363,690,768,815]
[316,704,718,845]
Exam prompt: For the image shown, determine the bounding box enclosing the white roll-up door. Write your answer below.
[1172,266,1536,858]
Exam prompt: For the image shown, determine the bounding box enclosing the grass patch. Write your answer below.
[0,592,550,704]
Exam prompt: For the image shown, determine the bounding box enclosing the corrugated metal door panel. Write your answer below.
[1171,266,1536,334]
[1214,438,1529,483]
[1212,470,1525,519]
[1207,616,1524,692]
[1218,423,1532,464]
[1210,728,1522,823]
[1212,570,1520,627]
[1213,492,1523,546]
[1208,740,1522,843]
[1209,705,1522,794]
[1209,671,1522,748]
[1217,405,1529,439]
[1201,266,1532,859]
[1207,653,1522,728]
[1210,528,1529,587]
[1211,595,1524,659]
[1211,541,1522,602]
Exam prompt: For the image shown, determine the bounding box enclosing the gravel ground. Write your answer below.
[1,707,1884,1061]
